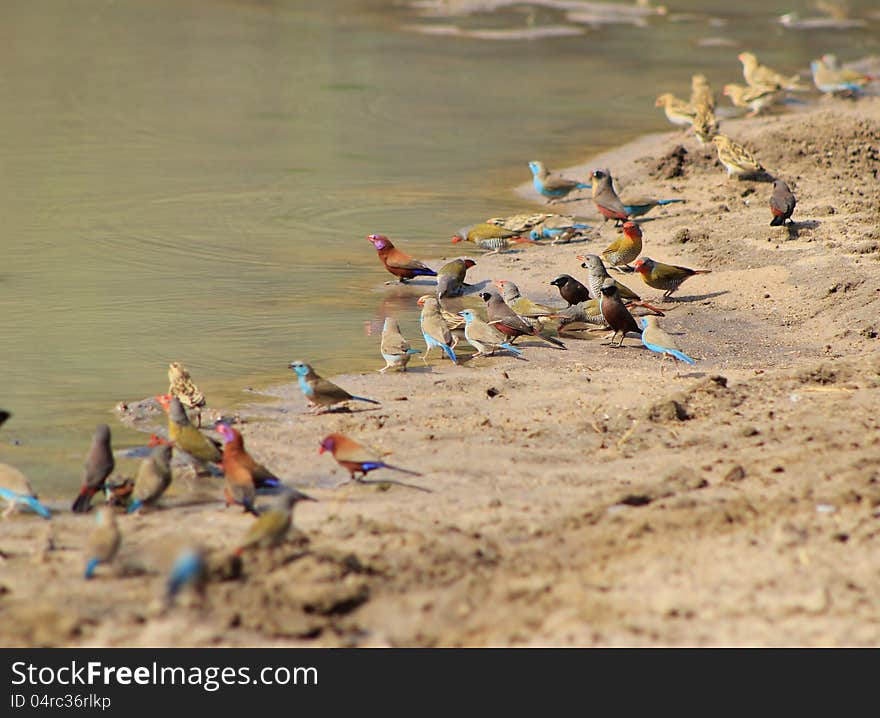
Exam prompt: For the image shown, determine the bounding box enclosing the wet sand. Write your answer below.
[2,89,880,647]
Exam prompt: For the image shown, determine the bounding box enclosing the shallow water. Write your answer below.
[1,0,877,493]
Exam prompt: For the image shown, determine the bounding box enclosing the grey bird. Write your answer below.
[479,291,566,349]
[769,179,797,226]
[578,254,641,302]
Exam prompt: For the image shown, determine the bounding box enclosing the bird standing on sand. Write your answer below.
[810,57,873,95]
[417,295,458,365]
[528,161,591,203]
[655,93,697,128]
[213,423,282,491]
[599,279,642,347]
[380,317,421,373]
[84,507,121,579]
[494,279,557,317]
[769,180,797,226]
[0,463,51,519]
[549,274,591,307]
[601,221,643,270]
[723,83,781,118]
[72,424,114,513]
[458,309,523,358]
[451,224,536,255]
[591,169,630,225]
[738,51,806,91]
[640,316,696,365]
[691,104,719,145]
[633,257,711,299]
[578,254,642,302]
[711,135,765,178]
[168,362,206,428]
[158,395,223,464]
[236,487,315,554]
[480,291,566,349]
[215,422,261,515]
[128,444,173,513]
[436,258,476,298]
[289,361,380,413]
[366,234,437,283]
[319,433,424,483]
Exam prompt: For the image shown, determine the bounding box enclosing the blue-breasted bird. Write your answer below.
[528,161,591,203]
[639,316,696,365]
[458,309,523,358]
[0,464,51,519]
[417,295,458,365]
[289,361,380,413]
[166,547,208,605]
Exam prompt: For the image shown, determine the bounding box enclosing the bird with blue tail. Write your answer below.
[458,309,523,358]
[165,546,208,606]
[379,317,421,373]
[0,463,52,519]
[127,444,174,513]
[639,316,696,365]
[319,433,430,492]
[289,360,380,413]
[529,217,592,241]
[528,161,591,203]
[84,507,121,579]
[622,198,685,219]
[417,295,458,365]
[366,234,437,284]
[214,421,283,493]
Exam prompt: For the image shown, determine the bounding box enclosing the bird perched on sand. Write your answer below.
[165,547,208,605]
[494,279,558,317]
[690,104,719,145]
[621,197,685,219]
[527,161,591,203]
[83,507,120,579]
[451,224,536,255]
[578,254,642,302]
[738,51,806,91]
[810,57,873,95]
[288,361,380,413]
[214,422,261,515]
[128,444,174,513]
[549,274,591,307]
[640,316,696,365]
[711,135,765,178]
[769,179,797,226]
[72,424,115,513]
[0,463,51,519]
[436,258,476,298]
[458,309,523,358]
[655,93,697,128]
[723,83,781,118]
[157,394,222,464]
[601,221,643,270]
[546,300,607,331]
[480,291,566,349]
[633,257,711,299]
[213,423,282,492]
[319,433,424,484]
[168,362,206,428]
[379,317,421,373]
[690,74,715,112]
[417,295,458,365]
[236,487,315,554]
[366,234,437,283]
[591,169,629,225]
[599,279,641,347]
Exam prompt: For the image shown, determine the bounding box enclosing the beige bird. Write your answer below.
[690,74,715,112]
[691,104,718,145]
[655,93,697,128]
[168,362,206,428]
[810,55,873,94]
[84,508,121,579]
[738,51,807,91]
[723,83,781,117]
[486,213,557,234]
[711,135,765,178]
[379,317,421,373]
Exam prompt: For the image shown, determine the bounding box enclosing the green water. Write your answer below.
[1,0,877,493]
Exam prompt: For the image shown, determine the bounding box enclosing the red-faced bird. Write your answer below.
[601,221,643,270]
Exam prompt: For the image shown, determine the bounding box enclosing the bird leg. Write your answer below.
[2,501,17,519]
[421,346,433,365]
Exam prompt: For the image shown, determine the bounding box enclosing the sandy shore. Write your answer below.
[3,85,880,646]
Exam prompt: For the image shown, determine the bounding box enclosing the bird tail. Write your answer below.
[2,490,52,519]
[84,558,99,579]
[351,395,381,405]
[626,301,665,316]
[71,489,95,513]
[382,463,423,477]
[657,199,685,206]
[127,499,143,514]
[509,236,538,245]
[440,343,458,363]
[576,182,592,189]
[536,333,567,349]
[691,269,712,275]
[255,476,281,490]
[413,268,438,277]
[670,350,697,365]
[405,348,422,355]
[500,343,523,356]
[769,215,784,227]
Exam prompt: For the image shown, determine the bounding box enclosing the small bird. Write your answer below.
[458,309,523,358]
[288,361,380,413]
[621,198,685,219]
[214,422,261,515]
[549,274,591,307]
[417,295,458,365]
[527,161,591,203]
[379,317,421,373]
[366,234,437,283]
[640,316,696,365]
[127,444,174,513]
[690,103,719,145]
[723,83,781,117]
[599,279,642,347]
[738,51,806,91]
[436,258,476,298]
[84,507,121,579]
[810,57,873,94]
[769,179,797,226]
[480,291,566,349]
[591,169,629,225]
[711,135,765,178]
[633,256,711,299]
[578,254,642,302]
[214,422,282,491]
[71,424,115,513]
[546,300,607,331]
[0,463,51,519]
[690,74,715,112]
[236,487,316,555]
[158,395,223,464]
[319,433,424,483]
[165,547,208,605]
[655,93,697,128]
[451,224,536,255]
[494,279,558,317]
[601,221,643,270]
[168,362,206,428]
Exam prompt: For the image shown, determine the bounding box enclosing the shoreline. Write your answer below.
[4,88,880,646]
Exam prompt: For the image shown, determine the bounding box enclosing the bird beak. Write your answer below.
[318,446,326,454]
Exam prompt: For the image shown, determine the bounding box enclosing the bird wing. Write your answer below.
[384,248,433,272]
[381,330,411,355]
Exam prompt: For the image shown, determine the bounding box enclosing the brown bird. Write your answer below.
[549,274,591,307]
[72,424,115,513]
[480,291,566,349]
[591,169,629,225]
[215,422,263,515]
[168,362,206,428]
[601,221,643,270]
[769,179,797,226]
[366,234,437,283]
[599,279,641,347]
[633,256,711,299]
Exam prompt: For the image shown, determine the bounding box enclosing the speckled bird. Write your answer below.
[451,224,536,255]
[711,135,765,178]
[168,362,206,428]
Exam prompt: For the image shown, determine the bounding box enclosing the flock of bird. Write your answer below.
[0,47,874,609]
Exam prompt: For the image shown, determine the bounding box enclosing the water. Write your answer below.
[1,0,877,493]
